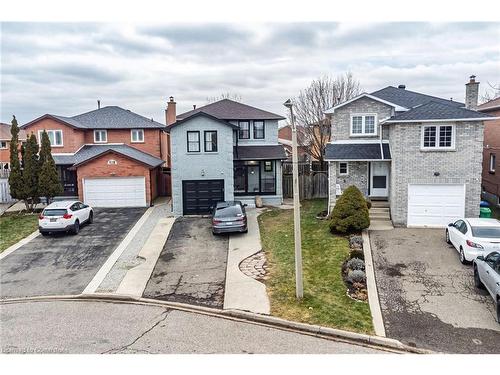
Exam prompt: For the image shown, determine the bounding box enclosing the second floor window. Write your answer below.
[39,129,63,147]
[490,153,496,173]
[351,114,377,136]
[94,130,107,143]
[253,121,265,139]
[238,121,250,139]
[204,131,217,152]
[187,131,200,152]
[421,125,454,150]
[131,129,144,143]
[0,141,7,149]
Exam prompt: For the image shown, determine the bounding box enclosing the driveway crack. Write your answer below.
[102,309,170,354]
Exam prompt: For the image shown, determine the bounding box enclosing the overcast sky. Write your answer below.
[1,22,499,125]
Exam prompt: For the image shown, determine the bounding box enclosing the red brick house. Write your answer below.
[21,105,171,207]
[478,97,500,206]
[0,122,27,174]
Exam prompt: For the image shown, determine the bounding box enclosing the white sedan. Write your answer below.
[39,200,94,235]
[446,218,500,264]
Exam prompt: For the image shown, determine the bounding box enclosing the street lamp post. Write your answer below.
[284,99,303,299]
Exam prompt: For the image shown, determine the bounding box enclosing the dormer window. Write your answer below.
[94,130,107,143]
[350,114,377,136]
[131,129,144,143]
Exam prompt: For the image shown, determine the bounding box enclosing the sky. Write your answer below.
[1,22,499,125]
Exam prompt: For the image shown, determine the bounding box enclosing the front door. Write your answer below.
[370,162,389,197]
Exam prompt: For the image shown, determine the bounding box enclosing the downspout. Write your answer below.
[149,168,154,207]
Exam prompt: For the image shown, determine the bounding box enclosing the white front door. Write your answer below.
[370,162,390,197]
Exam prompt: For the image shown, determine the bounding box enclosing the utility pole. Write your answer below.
[283,99,303,299]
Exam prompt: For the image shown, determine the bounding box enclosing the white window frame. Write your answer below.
[93,129,107,143]
[38,129,63,147]
[420,124,456,151]
[131,129,144,143]
[350,113,378,137]
[0,141,7,149]
[339,162,349,176]
[490,153,496,173]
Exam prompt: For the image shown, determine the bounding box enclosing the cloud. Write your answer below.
[1,22,499,125]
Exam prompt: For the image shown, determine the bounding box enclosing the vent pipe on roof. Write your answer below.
[193,105,196,110]
[97,100,101,109]
[398,85,406,89]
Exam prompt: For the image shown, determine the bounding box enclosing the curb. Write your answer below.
[0,293,432,354]
[0,230,40,261]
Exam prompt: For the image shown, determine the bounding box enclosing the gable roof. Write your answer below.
[477,97,500,112]
[70,144,164,168]
[384,100,495,123]
[371,86,464,109]
[22,106,165,130]
[167,111,239,131]
[324,93,408,114]
[0,122,27,140]
[177,99,286,121]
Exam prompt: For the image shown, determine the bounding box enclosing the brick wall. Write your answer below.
[481,108,500,204]
[83,129,162,158]
[76,152,153,205]
[388,121,484,226]
[23,118,85,153]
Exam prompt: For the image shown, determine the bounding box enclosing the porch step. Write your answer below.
[368,204,393,230]
[370,200,390,208]
[370,213,391,220]
[369,207,390,214]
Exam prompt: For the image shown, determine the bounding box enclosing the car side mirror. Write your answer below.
[476,255,484,261]
[243,204,248,207]
[448,223,455,227]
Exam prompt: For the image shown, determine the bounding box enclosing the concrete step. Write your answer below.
[369,220,394,231]
[370,207,390,214]
[370,201,390,208]
[370,213,391,220]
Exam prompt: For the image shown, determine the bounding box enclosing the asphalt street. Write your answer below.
[0,300,384,354]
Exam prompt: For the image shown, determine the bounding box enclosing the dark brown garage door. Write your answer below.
[182,179,225,215]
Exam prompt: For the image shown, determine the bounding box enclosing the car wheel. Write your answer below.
[496,298,500,324]
[88,211,94,224]
[72,220,80,235]
[459,247,468,265]
[40,231,49,236]
[445,230,451,244]
[474,265,485,289]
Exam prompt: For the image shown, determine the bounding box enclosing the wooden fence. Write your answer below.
[0,178,13,203]
[282,171,328,200]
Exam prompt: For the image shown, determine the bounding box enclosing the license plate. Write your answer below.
[50,218,57,222]
[225,222,233,225]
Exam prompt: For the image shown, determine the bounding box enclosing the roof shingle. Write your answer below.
[324,143,391,161]
[385,101,494,122]
[371,86,464,109]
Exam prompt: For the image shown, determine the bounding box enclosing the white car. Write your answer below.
[39,200,94,235]
[446,218,500,264]
[473,251,500,324]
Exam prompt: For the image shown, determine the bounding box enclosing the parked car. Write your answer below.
[211,201,248,235]
[446,218,500,264]
[39,200,93,235]
[473,251,500,323]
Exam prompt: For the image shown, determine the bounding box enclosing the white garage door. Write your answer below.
[407,184,465,227]
[83,177,147,207]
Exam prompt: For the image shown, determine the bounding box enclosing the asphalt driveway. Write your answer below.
[370,228,500,353]
[0,207,146,299]
[143,217,228,309]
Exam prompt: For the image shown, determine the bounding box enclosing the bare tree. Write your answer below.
[480,82,500,103]
[290,72,361,169]
[206,92,242,103]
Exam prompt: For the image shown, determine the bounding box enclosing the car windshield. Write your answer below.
[43,209,67,217]
[214,204,243,218]
[471,226,500,238]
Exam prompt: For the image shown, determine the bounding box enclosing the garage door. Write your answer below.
[83,177,147,207]
[407,184,465,227]
[182,179,224,215]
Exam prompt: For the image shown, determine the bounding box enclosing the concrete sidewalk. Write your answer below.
[223,209,270,314]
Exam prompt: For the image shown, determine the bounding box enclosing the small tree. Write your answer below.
[22,133,40,211]
[329,185,370,234]
[8,115,25,201]
[38,131,62,203]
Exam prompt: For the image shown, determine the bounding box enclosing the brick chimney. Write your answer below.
[465,75,479,110]
[165,96,177,126]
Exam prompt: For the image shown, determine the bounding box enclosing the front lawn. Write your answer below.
[258,199,373,334]
[0,213,39,253]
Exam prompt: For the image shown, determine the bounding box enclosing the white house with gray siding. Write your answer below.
[324,76,497,227]
[167,98,286,216]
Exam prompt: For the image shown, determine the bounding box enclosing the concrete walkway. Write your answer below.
[92,197,173,294]
[223,209,270,314]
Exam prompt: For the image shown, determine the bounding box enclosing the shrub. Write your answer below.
[349,249,364,260]
[346,270,366,285]
[349,235,363,249]
[346,257,365,272]
[329,185,370,234]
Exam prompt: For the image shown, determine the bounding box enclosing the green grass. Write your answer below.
[0,213,39,253]
[258,199,374,334]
